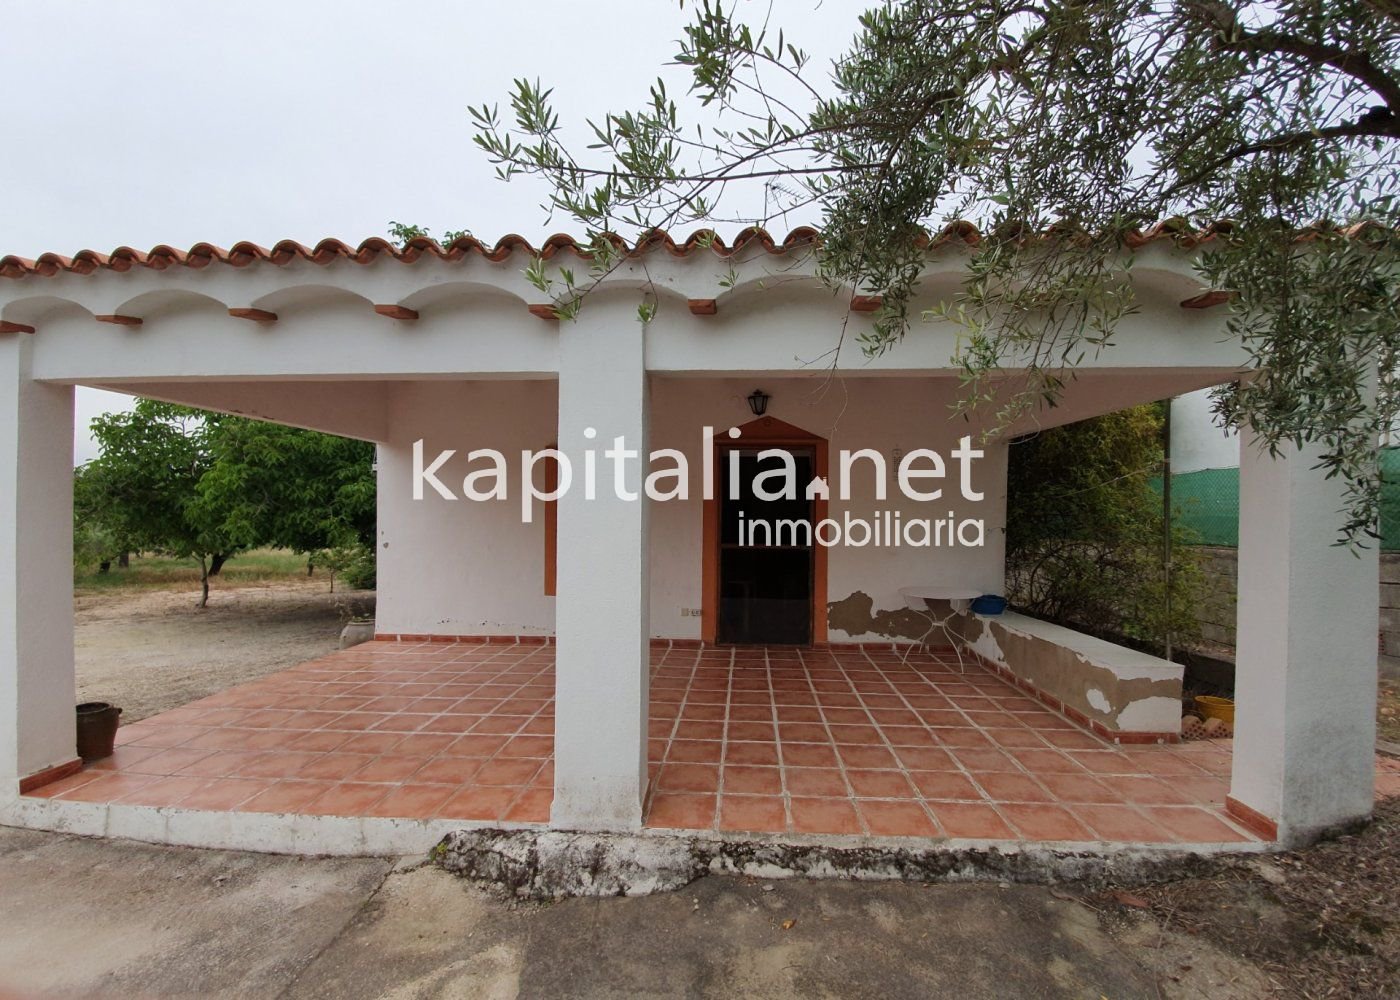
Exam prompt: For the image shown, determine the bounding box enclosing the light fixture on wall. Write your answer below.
[747,389,770,416]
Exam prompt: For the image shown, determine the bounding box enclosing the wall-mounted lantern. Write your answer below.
[747,389,770,416]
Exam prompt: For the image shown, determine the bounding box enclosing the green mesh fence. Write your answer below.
[1151,447,1400,550]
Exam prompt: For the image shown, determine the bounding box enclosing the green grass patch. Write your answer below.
[75,548,310,592]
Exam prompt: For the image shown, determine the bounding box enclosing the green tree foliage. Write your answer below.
[80,400,376,606]
[473,0,1399,545]
[85,401,237,606]
[191,420,375,554]
[1006,406,1203,651]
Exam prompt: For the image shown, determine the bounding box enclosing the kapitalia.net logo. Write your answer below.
[410,426,986,548]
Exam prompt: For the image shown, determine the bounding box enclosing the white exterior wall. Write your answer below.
[1231,429,1379,844]
[1170,388,1238,473]
[372,374,1006,642]
[649,376,1007,641]
[0,334,75,789]
[376,379,558,637]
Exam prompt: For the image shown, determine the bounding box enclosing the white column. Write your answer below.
[1230,428,1378,845]
[551,301,649,830]
[0,332,75,792]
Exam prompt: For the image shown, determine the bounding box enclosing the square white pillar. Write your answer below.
[551,303,649,830]
[1230,428,1378,845]
[0,332,75,792]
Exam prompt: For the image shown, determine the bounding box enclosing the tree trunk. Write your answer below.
[118,551,130,569]
[198,555,210,609]
[307,558,315,577]
[98,560,111,574]
[208,552,228,577]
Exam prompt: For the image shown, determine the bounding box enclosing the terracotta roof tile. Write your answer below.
[0,220,1382,281]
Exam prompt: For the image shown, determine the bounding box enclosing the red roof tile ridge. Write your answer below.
[0,221,1380,281]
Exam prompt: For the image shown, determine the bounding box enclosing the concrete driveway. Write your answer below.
[0,827,1263,999]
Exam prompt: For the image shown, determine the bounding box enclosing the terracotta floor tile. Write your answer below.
[1068,751,1149,775]
[985,727,1049,749]
[778,722,830,743]
[503,786,552,823]
[24,770,103,798]
[929,802,1016,839]
[411,756,484,785]
[893,746,958,771]
[1037,772,1119,804]
[303,782,391,816]
[1142,806,1252,843]
[1008,749,1084,774]
[999,803,1095,841]
[972,772,1055,803]
[113,775,211,807]
[178,778,275,811]
[880,726,938,748]
[474,758,545,786]
[348,754,430,784]
[1039,730,1108,751]
[85,745,164,772]
[780,743,839,768]
[846,769,916,799]
[719,795,788,833]
[393,733,461,756]
[646,792,717,830]
[789,797,861,835]
[499,735,554,759]
[285,730,356,753]
[837,745,899,770]
[1098,775,1195,805]
[858,800,938,838]
[36,640,1269,847]
[725,742,780,767]
[658,763,721,793]
[729,722,777,742]
[445,734,509,758]
[784,767,848,798]
[674,720,725,741]
[828,724,883,746]
[667,739,724,764]
[908,770,983,801]
[240,780,337,814]
[57,773,158,802]
[722,765,783,796]
[365,783,458,818]
[236,751,329,780]
[1075,804,1176,843]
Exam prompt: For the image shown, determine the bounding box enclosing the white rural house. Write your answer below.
[0,226,1380,853]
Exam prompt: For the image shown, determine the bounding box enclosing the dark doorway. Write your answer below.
[718,447,815,644]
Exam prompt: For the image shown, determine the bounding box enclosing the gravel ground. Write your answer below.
[75,578,374,722]
[1098,797,1400,999]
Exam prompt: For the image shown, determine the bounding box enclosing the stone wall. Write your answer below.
[1192,546,1238,650]
[1187,545,1400,680]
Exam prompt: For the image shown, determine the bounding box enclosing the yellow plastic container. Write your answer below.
[1194,695,1235,725]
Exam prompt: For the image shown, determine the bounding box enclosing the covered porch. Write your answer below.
[20,639,1266,849]
[0,228,1383,852]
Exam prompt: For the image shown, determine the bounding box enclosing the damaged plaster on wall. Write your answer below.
[826,591,935,642]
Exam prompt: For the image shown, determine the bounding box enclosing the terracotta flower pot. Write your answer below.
[75,702,122,762]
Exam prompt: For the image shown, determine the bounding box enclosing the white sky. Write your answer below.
[1,1,860,463]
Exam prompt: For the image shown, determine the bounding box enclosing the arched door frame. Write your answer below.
[701,415,829,644]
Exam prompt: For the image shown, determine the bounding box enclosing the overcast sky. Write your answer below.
[1,1,859,462]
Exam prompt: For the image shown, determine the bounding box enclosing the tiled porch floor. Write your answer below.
[27,640,1270,844]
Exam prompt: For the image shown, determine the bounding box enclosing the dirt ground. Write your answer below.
[5,805,1400,999]
[75,579,374,722]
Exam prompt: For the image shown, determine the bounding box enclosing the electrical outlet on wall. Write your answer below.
[680,608,703,617]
